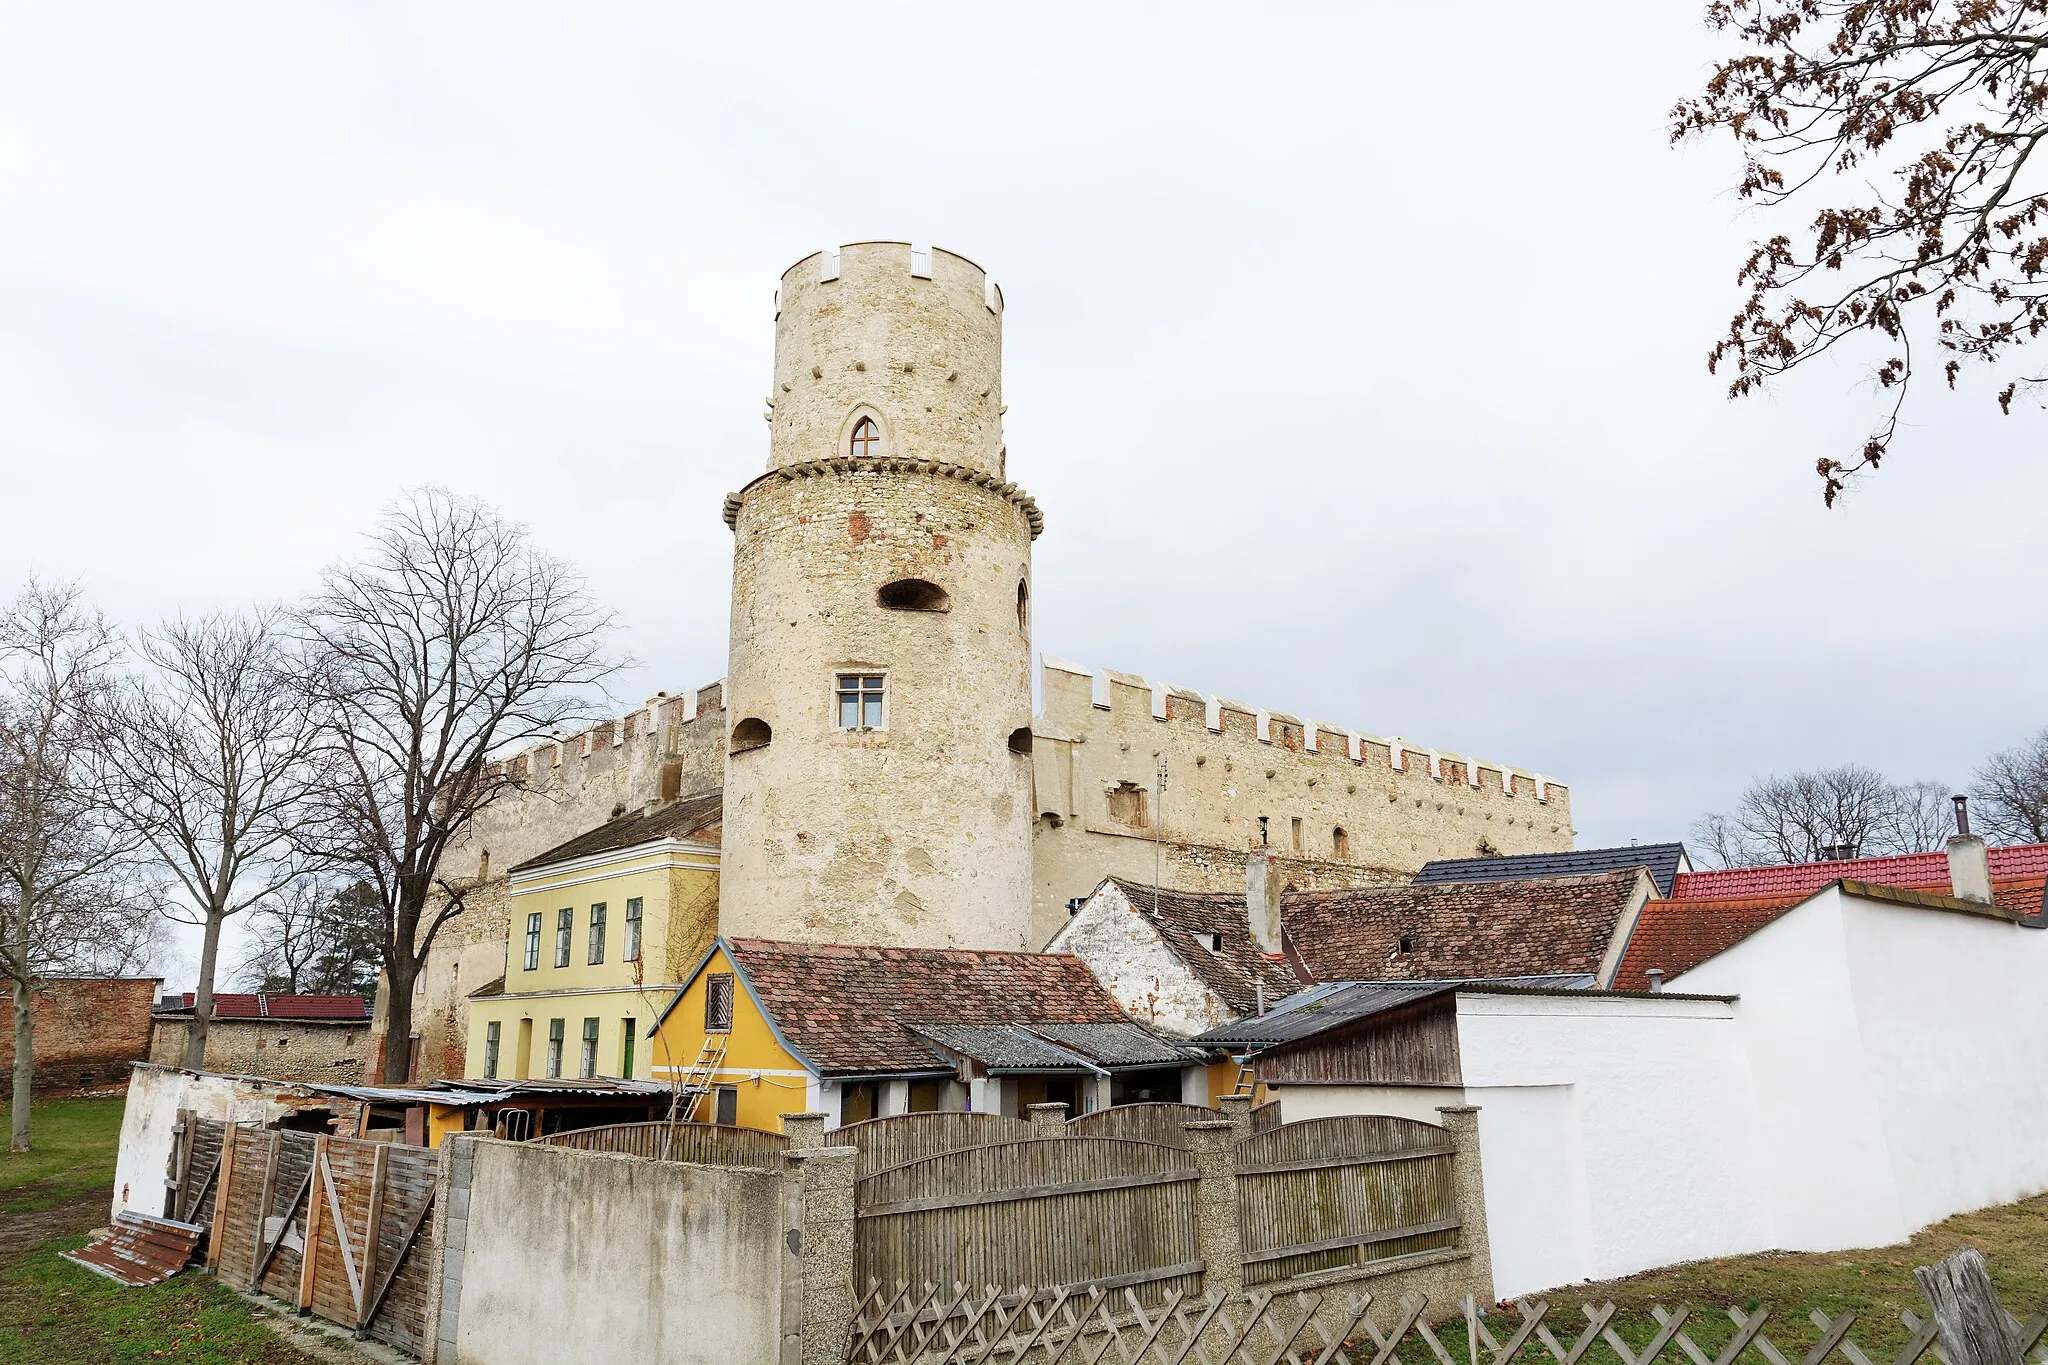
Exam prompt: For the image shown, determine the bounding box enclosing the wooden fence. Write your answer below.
[204,1122,439,1354]
[854,1138,1203,1304]
[1065,1103,1216,1146]
[537,1120,789,1167]
[834,1111,1032,1178]
[1235,1114,1459,1285]
[166,1108,227,1225]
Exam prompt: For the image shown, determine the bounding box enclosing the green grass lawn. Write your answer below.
[0,1095,127,1214]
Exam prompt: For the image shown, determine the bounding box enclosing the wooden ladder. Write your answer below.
[1230,1055,1257,1099]
[674,1035,728,1121]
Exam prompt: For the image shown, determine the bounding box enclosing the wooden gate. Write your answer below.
[834,1111,1032,1178]
[207,1124,440,1353]
[1064,1103,1214,1147]
[1234,1115,1458,1286]
[855,1138,1201,1302]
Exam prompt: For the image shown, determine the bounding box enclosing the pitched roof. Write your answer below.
[1415,843,1689,897]
[1190,975,1595,1048]
[171,993,370,1020]
[1612,873,2048,990]
[1102,879,1301,1014]
[723,938,1136,1077]
[508,791,723,873]
[1281,870,1646,984]
[1671,843,2048,900]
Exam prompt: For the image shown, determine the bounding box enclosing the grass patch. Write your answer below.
[0,1096,125,1214]
[0,1237,311,1364]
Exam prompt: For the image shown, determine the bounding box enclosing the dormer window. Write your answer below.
[850,416,880,458]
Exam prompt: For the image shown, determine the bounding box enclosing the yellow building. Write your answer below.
[463,796,722,1086]
[650,936,1203,1132]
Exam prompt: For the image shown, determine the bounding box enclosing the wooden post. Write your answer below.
[167,1108,195,1219]
[206,1123,239,1272]
[1183,1119,1242,1299]
[1915,1247,2022,1365]
[298,1137,328,1312]
[358,1143,390,1318]
[250,1132,282,1284]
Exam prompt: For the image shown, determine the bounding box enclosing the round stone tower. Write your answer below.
[719,242,1043,951]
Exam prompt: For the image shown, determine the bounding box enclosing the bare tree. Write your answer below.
[1973,727,2048,843]
[297,489,620,1083]
[0,581,160,1151]
[1689,763,1954,868]
[1674,2,2048,503]
[237,878,382,996]
[98,608,326,1069]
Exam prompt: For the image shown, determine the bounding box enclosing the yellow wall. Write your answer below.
[501,842,719,995]
[648,946,814,1133]
[465,987,676,1083]
[1203,1058,1269,1107]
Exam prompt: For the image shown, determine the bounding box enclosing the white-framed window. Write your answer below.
[555,907,573,967]
[579,1017,599,1079]
[523,913,542,972]
[624,898,643,963]
[546,1018,565,1078]
[836,673,886,730]
[587,902,607,965]
[484,1021,501,1079]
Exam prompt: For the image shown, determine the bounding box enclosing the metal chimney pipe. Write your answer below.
[1646,969,1664,994]
[1953,794,1971,838]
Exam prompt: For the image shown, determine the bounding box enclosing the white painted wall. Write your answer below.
[1047,883,1230,1037]
[1456,993,1772,1297]
[1263,1084,1464,1125]
[110,1064,296,1220]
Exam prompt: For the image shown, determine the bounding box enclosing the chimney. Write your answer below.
[1946,794,1994,904]
[1245,848,1285,954]
[1645,969,1664,994]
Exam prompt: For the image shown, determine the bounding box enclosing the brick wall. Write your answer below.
[0,977,161,1092]
[147,1017,368,1083]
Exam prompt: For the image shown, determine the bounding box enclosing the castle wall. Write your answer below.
[1028,657,1573,947]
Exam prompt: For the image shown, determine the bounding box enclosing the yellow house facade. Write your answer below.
[462,797,722,1086]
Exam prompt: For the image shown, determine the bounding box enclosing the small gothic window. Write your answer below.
[878,579,950,612]
[850,416,880,457]
[1016,580,1029,631]
[1332,826,1351,860]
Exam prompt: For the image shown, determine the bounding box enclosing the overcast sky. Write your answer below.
[4,5,2042,987]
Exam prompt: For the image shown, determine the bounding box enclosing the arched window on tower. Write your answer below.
[850,416,880,458]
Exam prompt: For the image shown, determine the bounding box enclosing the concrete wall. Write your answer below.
[447,1140,785,1365]
[148,1017,368,1083]
[110,1065,310,1220]
[1261,1084,1465,1126]
[0,976,158,1092]
[1029,658,1573,947]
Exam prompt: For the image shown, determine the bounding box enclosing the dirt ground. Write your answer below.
[0,1182,105,1262]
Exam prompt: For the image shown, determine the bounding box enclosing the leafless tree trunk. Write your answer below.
[1690,764,1957,868]
[0,581,159,1151]
[98,608,327,1069]
[295,489,620,1083]
[1973,728,2048,845]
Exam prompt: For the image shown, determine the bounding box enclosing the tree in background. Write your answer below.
[1972,727,2048,843]
[98,608,327,1069]
[296,489,620,1083]
[1689,763,1955,867]
[1675,2,2048,503]
[0,581,160,1151]
[237,878,383,996]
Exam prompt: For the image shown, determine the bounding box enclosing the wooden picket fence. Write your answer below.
[1065,1103,1216,1147]
[844,1248,2048,1365]
[1235,1115,1459,1286]
[835,1111,1033,1178]
[536,1119,789,1167]
[204,1122,439,1354]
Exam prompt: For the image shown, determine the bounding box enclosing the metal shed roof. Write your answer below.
[1189,974,1598,1048]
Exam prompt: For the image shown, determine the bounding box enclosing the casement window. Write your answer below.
[713,1085,739,1127]
[555,907,573,968]
[704,973,735,1033]
[621,1018,636,1078]
[483,1021,501,1080]
[587,902,607,965]
[836,673,886,730]
[546,1019,565,1079]
[624,898,642,963]
[579,1018,599,1079]
[850,415,880,457]
[523,913,542,972]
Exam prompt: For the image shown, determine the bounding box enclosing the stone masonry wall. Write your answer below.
[1029,657,1573,946]
[147,1017,369,1083]
[0,977,159,1092]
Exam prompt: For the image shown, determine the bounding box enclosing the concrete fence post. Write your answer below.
[421,1133,481,1365]
[782,1112,829,1151]
[1026,1102,1068,1137]
[1435,1105,1494,1308]
[1216,1094,1254,1137]
[789,1144,860,1365]
[1183,1120,1242,1299]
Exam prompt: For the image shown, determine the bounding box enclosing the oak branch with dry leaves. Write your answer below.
[1675,0,2048,502]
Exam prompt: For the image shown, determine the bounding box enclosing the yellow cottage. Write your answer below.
[463,795,722,1087]
[649,936,1205,1132]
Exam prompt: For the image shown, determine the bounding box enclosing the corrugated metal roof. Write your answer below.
[63,1213,204,1286]
[1189,974,1599,1047]
[1415,844,1690,897]
[1022,1021,1191,1068]
[910,1024,1101,1073]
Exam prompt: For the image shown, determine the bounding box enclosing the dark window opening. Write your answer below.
[878,579,950,612]
[1016,580,1029,631]
[713,1085,739,1127]
[731,717,772,753]
[1396,935,1414,953]
[850,415,880,457]
[1333,826,1351,860]
[1008,726,1033,755]
[704,973,735,1033]
[840,1081,879,1126]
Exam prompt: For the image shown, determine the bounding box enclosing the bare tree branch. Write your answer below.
[1688,763,1956,867]
[1972,726,2048,841]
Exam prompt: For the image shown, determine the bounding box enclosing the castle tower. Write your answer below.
[719,242,1044,950]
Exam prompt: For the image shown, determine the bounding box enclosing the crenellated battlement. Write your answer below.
[487,677,729,786]
[1035,655,1563,803]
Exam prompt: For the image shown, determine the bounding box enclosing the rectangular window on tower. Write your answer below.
[523,913,542,972]
[587,902,607,964]
[835,673,886,730]
[624,898,642,962]
[555,907,572,967]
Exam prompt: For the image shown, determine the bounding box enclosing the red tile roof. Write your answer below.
[1102,880,1302,1014]
[1611,874,2048,990]
[1672,843,2048,900]
[175,993,370,1020]
[724,938,1135,1077]
[1281,870,1648,984]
